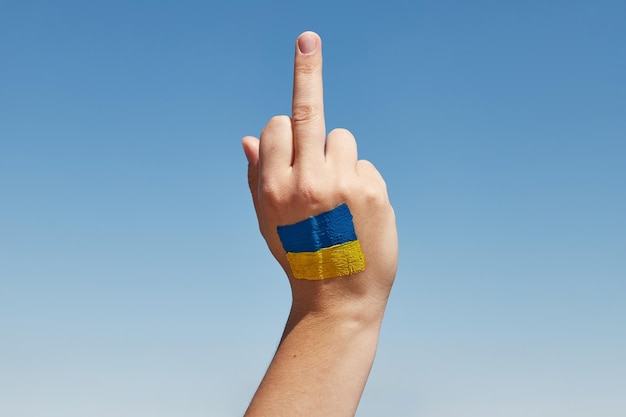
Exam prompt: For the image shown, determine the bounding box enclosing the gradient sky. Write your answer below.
[1,1,625,416]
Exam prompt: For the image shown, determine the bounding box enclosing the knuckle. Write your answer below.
[268,115,290,125]
[292,103,319,123]
[334,176,351,199]
[357,159,375,171]
[293,176,324,206]
[361,179,389,207]
[262,115,290,136]
[260,179,286,206]
[295,62,316,76]
[329,127,353,138]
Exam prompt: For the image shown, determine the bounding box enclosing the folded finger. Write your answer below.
[324,128,358,174]
[259,115,293,176]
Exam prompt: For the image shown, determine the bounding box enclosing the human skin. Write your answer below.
[242,31,398,417]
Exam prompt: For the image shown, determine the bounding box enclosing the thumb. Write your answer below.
[242,136,260,165]
[242,136,263,233]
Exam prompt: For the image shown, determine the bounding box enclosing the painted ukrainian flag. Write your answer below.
[277,203,366,280]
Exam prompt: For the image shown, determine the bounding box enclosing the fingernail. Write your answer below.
[297,32,317,55]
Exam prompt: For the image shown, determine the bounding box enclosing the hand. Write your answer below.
[242,31,398,320]
[242,31,399,417]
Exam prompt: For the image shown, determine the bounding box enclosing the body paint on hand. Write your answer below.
[277,203,366,280]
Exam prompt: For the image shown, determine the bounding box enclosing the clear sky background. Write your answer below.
[1,1,625,416]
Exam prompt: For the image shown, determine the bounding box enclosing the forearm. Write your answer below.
[242,31,397,416]
[244,305,384,417]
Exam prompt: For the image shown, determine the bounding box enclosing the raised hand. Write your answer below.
[242,31,397,318]
[242,31,398,417]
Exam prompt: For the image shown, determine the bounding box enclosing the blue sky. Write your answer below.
[1,0,625,415]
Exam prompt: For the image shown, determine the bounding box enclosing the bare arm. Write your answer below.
[242,31,398,417]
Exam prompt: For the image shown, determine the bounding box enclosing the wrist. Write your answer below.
[287,293,387,336]
[248,281,385,417]
[281,298,384,361]
[288,272,391,325]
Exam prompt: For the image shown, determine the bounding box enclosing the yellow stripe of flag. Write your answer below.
[286,240,366,280]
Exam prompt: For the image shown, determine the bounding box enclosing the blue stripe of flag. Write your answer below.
[277,203,357,253]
